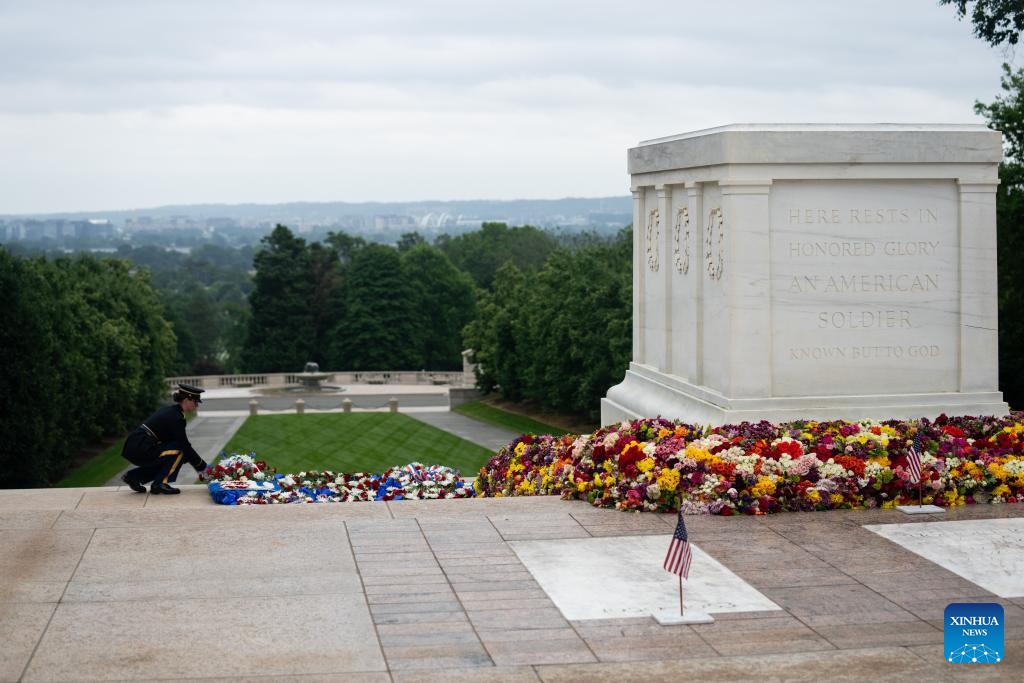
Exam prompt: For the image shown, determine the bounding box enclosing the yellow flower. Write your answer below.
[576,481,589,493]
[515,442,527,457]
[638,458,655,473]
[658,427,672,439]
[656,468,680,492]
[751,477,777,498]
[603,460,616,473]
[830,493,844,505]
[993,484,1011,497]
[806,489,821,503]
[686,445,713,462]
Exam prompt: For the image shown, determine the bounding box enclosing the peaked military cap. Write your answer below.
[178,383,205,403]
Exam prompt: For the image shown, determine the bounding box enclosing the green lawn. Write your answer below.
[57,408,507,488]
[56,439,127,488]
[454,400,569,436]
[221,412,493,476]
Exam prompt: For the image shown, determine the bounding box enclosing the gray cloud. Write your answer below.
[0,0,1013,212]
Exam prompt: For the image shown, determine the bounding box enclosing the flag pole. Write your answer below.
[679,574,684,616]
[677,492,684,615]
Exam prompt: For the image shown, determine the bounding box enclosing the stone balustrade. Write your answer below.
[166,370,473,391]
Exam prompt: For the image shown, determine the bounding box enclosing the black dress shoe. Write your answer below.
[150,482,181,495]
[121,473,146,493]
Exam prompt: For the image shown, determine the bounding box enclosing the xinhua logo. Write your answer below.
[944,603,1004,664]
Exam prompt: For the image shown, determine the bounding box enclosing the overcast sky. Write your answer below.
[0,0,1015,214]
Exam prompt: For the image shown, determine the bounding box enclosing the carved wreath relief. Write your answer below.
[705,207,724,280]
[673,206,690,274]
[646,208,660,272]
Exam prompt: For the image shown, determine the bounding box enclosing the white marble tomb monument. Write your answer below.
[601,124,1010,425]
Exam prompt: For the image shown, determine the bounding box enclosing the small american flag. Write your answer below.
[663,509,693,579]
[907,432,924,484]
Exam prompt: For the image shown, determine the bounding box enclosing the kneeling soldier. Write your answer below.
[121,384,209,494]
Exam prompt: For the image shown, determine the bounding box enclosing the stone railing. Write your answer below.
[165,370,473,391]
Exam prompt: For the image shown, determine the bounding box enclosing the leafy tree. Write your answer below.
[119,243,254,373]
[324,230,366,266]
[221,303,251,374]
[0,252,71,485]
[308,241,347,366]
[974,64,1024,406]
[464,263,530,400]
[521,234,632,416]
[399,245,478,370]
[0,250,175,487]
[328,244,420,370]
[941,0,1024,46]
[396,231,427,253]
[976,64,1024,167]
[437,222,558,289]
[163,301,200,375]
[68,256,176,433]
[464,229,633,419]
[241,225,317,372]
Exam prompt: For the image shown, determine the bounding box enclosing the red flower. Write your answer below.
[710,461,736,478]
[833,455,865,477]
[618,441,644,477]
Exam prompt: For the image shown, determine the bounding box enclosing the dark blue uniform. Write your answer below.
[121,403,207,487]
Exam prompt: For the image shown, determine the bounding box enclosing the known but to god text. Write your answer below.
[789,345,941,361]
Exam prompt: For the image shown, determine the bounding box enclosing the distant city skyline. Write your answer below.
[0,196,633,245]
[0,1,1012,214]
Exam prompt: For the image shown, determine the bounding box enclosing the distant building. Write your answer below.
[205,216,239,229]
[418,212,457,228]
[72,219,115,239]
[125,216,155,230]
[374,214,417,230]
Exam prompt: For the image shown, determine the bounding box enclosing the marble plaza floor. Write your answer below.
[1,486,1022,683]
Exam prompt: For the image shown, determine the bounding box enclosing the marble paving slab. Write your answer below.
[864,517,1024,598]
[22,593,385,681]
[508,535,779,620]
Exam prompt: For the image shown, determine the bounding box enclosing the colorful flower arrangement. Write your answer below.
[202,454,474,505]
[474,414,1024,514]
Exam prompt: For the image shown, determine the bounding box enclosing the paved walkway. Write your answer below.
[1,488,1021,682]
[405,411,520,452]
